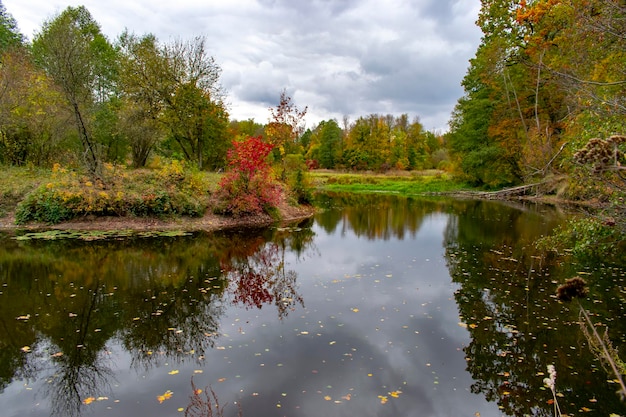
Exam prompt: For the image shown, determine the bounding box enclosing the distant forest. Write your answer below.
[0,1,624,193]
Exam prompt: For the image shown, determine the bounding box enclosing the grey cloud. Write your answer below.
[4,0,482,130]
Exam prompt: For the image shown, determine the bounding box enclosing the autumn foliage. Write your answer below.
[213,136,282,217]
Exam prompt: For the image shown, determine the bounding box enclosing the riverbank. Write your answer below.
[0,200,316,233]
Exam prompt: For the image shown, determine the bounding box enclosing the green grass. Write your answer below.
[311,170,471,195]
[0,166,50,217]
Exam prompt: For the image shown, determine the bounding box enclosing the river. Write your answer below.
[1,193,625,417]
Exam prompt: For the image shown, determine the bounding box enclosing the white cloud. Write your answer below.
[4,0,481,131]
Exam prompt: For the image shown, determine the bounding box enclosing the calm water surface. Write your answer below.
[1,194,625,417]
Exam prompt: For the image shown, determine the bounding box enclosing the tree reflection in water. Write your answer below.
[0,220,314,417]
[443,200,626,415]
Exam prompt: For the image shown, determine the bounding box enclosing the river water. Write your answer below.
[0,193,625,417]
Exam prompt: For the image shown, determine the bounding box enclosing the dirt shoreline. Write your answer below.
[0,203,317,233]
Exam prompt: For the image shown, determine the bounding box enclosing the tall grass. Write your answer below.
[311,170,470,195]
[3,163,223,224]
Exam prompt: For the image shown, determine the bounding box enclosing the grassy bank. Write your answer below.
[311,169,471,195]
[1,163,222,225]
[1,166,469,227]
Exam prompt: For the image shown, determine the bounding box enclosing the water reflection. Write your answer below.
[0,221,314,417]
[0,195,625,417]
[443,200,626,415]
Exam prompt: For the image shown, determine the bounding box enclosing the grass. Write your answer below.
[311,169,471,195]
[1,166,471,225]
[0,166,50,217]
[2,162,223,224]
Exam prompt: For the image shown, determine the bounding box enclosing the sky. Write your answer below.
[3,0,482,132]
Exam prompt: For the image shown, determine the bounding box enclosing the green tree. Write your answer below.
[32,6,118,178]
[315,119,342,169]
[119,34,228,169]
[0,1,23,53]
[162,36,228,170]
[117,32,168,167]
[0,48,71,166]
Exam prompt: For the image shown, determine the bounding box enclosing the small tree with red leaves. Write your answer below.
[214,136,282,217]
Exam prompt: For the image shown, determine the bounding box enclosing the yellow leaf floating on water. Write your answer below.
[20,346,31,353]
[157,390,173,403]
[389,390,402,398]
[324,395,332,401]
[83,397,95,405]
[378,395,388,404]
[351,308,359,313]
[168,370,179,375]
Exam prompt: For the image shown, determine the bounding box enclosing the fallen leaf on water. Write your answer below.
[342,394,351,401]
[20,346,31,353]
[389,390,402,398]
[82,397,95,405]
[324,395,332,401]
[218,378,226,382]
[351,308,359,313]
[378,395,388,404]
[157,390,173,403]
[168,370,179,375]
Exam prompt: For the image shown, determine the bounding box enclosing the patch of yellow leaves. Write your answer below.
[157,390,173,403]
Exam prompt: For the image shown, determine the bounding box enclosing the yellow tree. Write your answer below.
[265,89,307,177]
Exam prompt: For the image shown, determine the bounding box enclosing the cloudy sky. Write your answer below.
[4,0,482,131]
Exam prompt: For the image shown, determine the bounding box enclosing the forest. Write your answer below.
[0,1,624,233]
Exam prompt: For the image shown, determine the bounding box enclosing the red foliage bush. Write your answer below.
[214,136,283,217]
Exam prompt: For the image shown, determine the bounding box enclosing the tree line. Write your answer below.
[446,0,625,189]
[0,2,446,177]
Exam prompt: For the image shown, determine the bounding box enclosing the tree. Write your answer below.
[117,32,168,167]
[32,6,117,178]
[265,90,307,176]
[119,33,228,169]
[0,1,23,53]
[0,48,71,166]
[315,119,342,169]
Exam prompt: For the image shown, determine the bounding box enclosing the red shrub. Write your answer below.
[215,136,283,216]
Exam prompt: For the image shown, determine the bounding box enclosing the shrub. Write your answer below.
[14,163,208,224]
[213,136,283,217]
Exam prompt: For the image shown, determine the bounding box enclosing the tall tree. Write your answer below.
[162,36,228,170]
[0,48,70,166]
[265,90,307,163]
[32,6,117,178]
[315,119,342,169]
[119,34,228,169]
[0,1,23,53]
